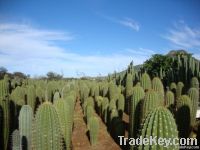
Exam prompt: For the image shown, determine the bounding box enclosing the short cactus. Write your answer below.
[12,129,21,150]
[138,107,179,150]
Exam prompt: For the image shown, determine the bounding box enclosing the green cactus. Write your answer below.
[0,97,9,150]
[108,81,117,101]
[129,84,145,149]
[170,82,177,91]
[101,97,109,123]
[176,82,184,98]
[19,105,33,150]
[86,105,94,123]
[117,94,125,116]
[165,90,175,107]
[190,77,199,89]
[88,116,99,145]
[176,95,192,138]
[32,102,63,150]
[53,91,60,102]
[125,73,133,112]
[27,85,36,111]
[0,78,9,99]
[140,72,151,91]
[188,88,199,126]
[54,99,73,150]
[152,77,164,101]
[138,107,179,150]
[141,90,161,124]
[95,96,103,115]
[12,129,21,150]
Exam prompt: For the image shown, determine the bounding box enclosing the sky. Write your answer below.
[0,0,200,77]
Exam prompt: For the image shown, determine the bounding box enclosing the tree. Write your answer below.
[46,71,63,80]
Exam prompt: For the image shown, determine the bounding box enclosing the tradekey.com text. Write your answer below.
[118,136,199,149]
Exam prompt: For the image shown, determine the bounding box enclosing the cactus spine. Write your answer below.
[165,90,175,107]
[88,116,99,145]
[19,105,33,150]
[32,102,63,150]
[138,107,179,150]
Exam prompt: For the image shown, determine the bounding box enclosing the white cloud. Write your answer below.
[119,18,140,31]
[163,21,200,49]
[0,22,147,77]
[126,48,155,56]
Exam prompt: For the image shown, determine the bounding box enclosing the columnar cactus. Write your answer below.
[0,78,9,99]
[117,94,125,116]
[88,116,99,145]
[108,81,117,101]
[138,107,179,150]
[176,95,192,138]
[125,73,133,113]
[54,99,73,150]
[141,90,161,124]
[140,72,151,91]
[190,77,199,89]
[129,84,145,149]
[12,130,21,150]
[53,91,60,102]
[31,102,63,150]
[27,85,36,111]
[86,105,94,123]
[19,105,33,150]
[176,82,184,98]
[101,97,109,123]
[152,77,164,101]
[188,88,199,126]
[165,90,175,107]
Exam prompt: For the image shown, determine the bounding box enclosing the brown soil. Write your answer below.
[71,100,121,150]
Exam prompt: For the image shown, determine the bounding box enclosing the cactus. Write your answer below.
[188,88,199,126]
[0,78,9,99]
[12,129,21,150]
[152,77,164,101]
[170,82,177,91]
[117,94,125,117]
[138,107,179,150]
[27,85,36,111]
[140,72,151,91]
[176,95,192,138]
[53,91,60,102]
[190,77,199,89]
[141,90,161,124]
[165,90,175,107]
[19,105,33,150]
[176,82,184,98]
[108,81,117,101]
[125,73,133,113]
[0,97,9,150]
[129,84,145,149]
[32,102,63,150]
[86,105,94,123]
[54,99,73,150]
[101,97,109,123]
[88,116,99,145]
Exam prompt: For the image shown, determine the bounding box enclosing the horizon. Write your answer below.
[0,0,200,77]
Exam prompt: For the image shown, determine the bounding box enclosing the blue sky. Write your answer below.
[0,0,200,77]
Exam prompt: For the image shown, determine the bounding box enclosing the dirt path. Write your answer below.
[72,100,121,150]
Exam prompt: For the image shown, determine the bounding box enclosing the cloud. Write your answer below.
[163,21,200,49]
[126,48,155,56]
[0,22,147,77]
[119,18,140,31]
[98,13,140,31]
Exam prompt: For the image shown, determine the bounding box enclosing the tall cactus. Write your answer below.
[0,78,10,150]
[108,81,117,101]
[19,105,33,150]
[129,83,145,149]
[27,85,36,111]
[140,72,151,91]
[125,73,133,113]
[138,107,179,150]
[190,77,199,89]
[165,90,175,107]
[54,99,73,150]
[101,97,109,123]
[117,94,125,118]
[88,116,99,145]
[176,95,191,138]
[86,105,94,123]
[141,90,160,124]
[176,82,184,98]
[152,77,164,101]
[188,88,199,126]
[12,129,21,150]
[32,102,63,150]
